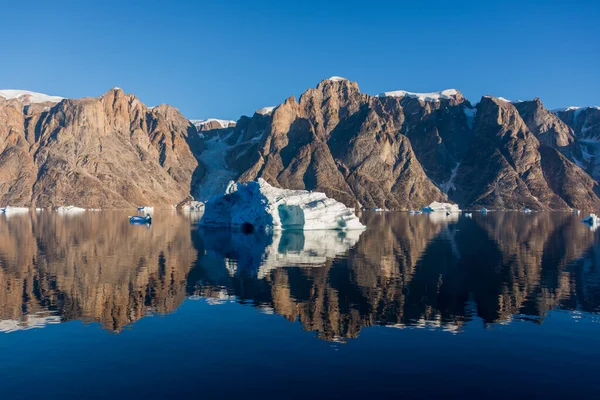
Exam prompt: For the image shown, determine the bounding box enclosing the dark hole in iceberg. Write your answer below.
[240,222,255,234]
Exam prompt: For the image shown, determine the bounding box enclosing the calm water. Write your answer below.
[0,211,599,399]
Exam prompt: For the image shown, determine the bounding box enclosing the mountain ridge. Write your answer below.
[1,80,599,210]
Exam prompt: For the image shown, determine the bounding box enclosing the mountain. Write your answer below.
[1,82,599,210]
[0,88,202,208]
[210,78,600,210]
[554,106,600,179]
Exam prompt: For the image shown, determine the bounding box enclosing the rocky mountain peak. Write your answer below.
[513,97,574,147]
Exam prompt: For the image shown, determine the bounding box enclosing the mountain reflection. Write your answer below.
[1,211,599,339]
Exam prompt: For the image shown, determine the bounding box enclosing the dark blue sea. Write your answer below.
[0,211,599,399]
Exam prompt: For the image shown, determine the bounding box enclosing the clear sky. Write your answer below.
[1,0,598,120]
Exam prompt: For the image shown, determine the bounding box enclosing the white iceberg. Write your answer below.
[200,179,365,231]
[56,206,86,213]
[523,207,532,213]
[0,206,29,214]
[582,214,600,231]
[421,201,461,213]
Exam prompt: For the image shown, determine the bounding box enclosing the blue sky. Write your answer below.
[1,0,598,119]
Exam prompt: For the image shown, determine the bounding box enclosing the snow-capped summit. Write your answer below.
[552,105,600,113]
[327,76,348,82]
[378,88,459,102]
[256,106,276,115]
[0,89,64,104]
[191,118,236,130]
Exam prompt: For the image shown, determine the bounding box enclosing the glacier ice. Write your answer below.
[200,179,365,231]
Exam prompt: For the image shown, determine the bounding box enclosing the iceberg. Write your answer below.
[479,208,489,213]
[200,179,365,231]
[56,206,86,213]
[0,206,29,214]
[582,214,600,231]
[421,201,461,213]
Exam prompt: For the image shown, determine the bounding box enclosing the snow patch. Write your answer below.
[378,89,459,102]
[327,76,348,82]
[0,89,64,104]
[552,106,600,112]
[197,133,237,201]
[256,106,276,115]
[191,118,236,129]
[439,163,460,194]
[200,179,365,231]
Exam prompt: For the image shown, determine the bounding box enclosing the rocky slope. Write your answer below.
[0,88,202,208]
[217,78,600,210]
[1,81,599,210]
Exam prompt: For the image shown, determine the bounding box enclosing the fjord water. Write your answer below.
[0,211,599,399]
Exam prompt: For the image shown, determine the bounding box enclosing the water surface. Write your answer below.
[0,211,599,399]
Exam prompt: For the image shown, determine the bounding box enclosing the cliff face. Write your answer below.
[1,81,600,210]
[232,79,447,209]
[222,80,600,210]
[0,89,202,208]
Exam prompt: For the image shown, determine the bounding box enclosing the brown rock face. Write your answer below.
[555,107,600,179]
[1,81,600,210]
[0,89,202,208]
[514,98,575,147]
[232,79,446,209]
[453,97,600,210]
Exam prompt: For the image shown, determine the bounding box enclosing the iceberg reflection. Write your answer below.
[198,228,363,279]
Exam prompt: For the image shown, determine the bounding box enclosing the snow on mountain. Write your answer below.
[552,105,600,113]
[378,89,459,102]
[190,118,236,129]
[0,89,64,104]
[196,132,237,202]
[256,106,276,115]
[327,76,348,82]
